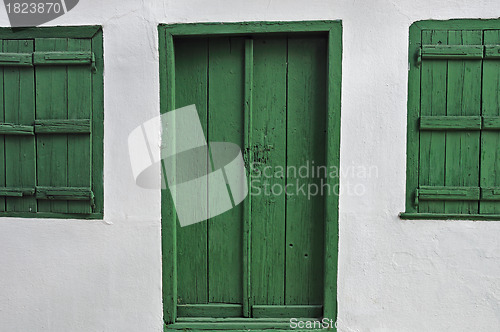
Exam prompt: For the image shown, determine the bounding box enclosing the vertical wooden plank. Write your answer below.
[250,37,287,306]
[323,25,341,320]
[418,30,447,213]
[67,38,92,213]
[161,30,177,323]
[243,38,253,318]
[35,38,69,213]
[174,37,209,305]
[4,39,36,212]
[406,24,422,213]
[207,37,244,304]
[285,35,326,305]
[481,30,500,214]
[91,29,104,215]
[0,40,4,212]
[445,30,481,214]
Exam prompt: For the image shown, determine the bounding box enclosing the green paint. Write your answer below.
[159,21,342,330]
[0,26,103,219]
[404,20,500,220]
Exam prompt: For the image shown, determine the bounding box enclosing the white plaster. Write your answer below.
[0,0,499,331]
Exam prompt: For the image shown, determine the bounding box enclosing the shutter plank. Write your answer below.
[4,39,36,213]
[35,38,69,213]
[67,39,92,214]
[285,36,326,305]
[35,119,91,134]
[421,44,483,59]
[444,30,481,214]
[419,116,481,130]
[33,51,93,65]
[481,30,500,213]
[418,186,480,200]
[207,37,244,304]
[0,52,32,66]
[0,41,4,211]
[174,37,208,304]
[0,187,35,197]
[251,37,287,306]
[419,30,447,213]
[482,116,500,129]
[481,187,500,201]
[0,123,34,135]
[35,186,93,201]
[484,45,500,59]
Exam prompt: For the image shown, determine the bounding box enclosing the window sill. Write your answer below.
[0,212,103,220]
[164,318,330,331]
[400,212,500,221]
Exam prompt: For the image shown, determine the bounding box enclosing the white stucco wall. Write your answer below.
[0,0,499,331]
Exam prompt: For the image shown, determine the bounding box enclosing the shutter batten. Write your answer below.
[33,51,94,65]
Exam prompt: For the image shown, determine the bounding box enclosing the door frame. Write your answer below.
[158,20,342,330]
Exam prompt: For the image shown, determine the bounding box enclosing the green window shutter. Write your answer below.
[405,23,500,219]
[0,39,36,213]
[0,27,102,219]
[35,37,94,214]
[417,29,482,215]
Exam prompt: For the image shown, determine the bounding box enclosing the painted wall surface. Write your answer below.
[0,0,499,331]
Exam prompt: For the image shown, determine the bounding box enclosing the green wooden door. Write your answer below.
[160,23,342,329]
[171,34,327,319]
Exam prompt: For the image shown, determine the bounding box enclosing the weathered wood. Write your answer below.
[0,26,100,39]
[35,38,69,213]
[480,30,500,213]
[0,187,34,197]
[421,44,483,59]
[162,21,336,36]
[159,23,341,325]
[4,39,36,212]
[160,29,177,324]
[35,186,93,201]
[177,304,243,318]
[405,24,422,213]
[251,36,287,306]
[243,38,253,318]
[400,212,500,221]
[174,37,209,305]
[252,305,322,318]
[444,30,481,214]
[0,123,34,135]
[482,116,500,129]
[419,30,447,213]
[419,116,481,130]
[286,35,326,305]
[67,39,92,214]
[417,186,480,201]
[484,45,500,58]
[323,25,342,320]
[0,52,32,66]
[91,29,104,216]
[33,51,94,65]
[34,119,91,134]
[0,40,4,212]
[481,187,500,201]
[207,37,244,305]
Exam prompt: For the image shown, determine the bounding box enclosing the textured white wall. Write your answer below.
[0,0,499,331]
